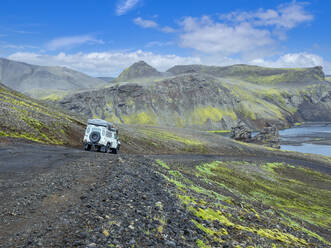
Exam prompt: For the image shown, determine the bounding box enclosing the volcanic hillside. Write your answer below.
[59,62,331,130]
[0,82,85,146]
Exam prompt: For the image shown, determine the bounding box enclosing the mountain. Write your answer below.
[167,64,325,85]
[0,57,105,98]
[0,82,85,146]
[58,63,331,130]
[114,60,162,82]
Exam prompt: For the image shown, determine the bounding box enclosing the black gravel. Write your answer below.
[0,151,205,248]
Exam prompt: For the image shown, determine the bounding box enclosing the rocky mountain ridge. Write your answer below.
[59,61,331,130]
[167,64,325,85]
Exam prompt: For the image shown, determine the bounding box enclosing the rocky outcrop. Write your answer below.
[115,61,161,82]
[0,57,105,98]
[230,122,280,148]
[230,121,252,142]
[252,123,281,148]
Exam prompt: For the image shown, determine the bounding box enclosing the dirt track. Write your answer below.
[0,143,330,247]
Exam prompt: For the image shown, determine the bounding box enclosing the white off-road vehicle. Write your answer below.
[83,119,120,154]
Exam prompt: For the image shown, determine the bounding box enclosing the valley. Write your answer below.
[0,58,330,248]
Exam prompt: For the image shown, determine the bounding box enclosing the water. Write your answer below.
[279,123,331,157]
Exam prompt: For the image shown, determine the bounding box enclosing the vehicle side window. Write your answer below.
[86,127,90,134]
[107,131,112,138]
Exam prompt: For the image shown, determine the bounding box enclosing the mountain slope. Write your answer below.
[0,82,85,146]
[167,64,325,85]
[59,66,331,130]
[0,57,105,98]
[115,60,162,82]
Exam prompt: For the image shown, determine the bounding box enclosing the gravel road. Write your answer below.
[0,143,330,247]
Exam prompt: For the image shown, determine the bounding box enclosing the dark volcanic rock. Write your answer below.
[252,122,281,148]
[230,121,252,142]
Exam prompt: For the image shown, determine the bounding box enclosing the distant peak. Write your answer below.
[115,61,161,82]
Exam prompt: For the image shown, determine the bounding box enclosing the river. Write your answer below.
[280,123,331,157]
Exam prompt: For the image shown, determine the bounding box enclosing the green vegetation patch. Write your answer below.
[207,130,231,134]
[153,158,331,247]
[0,84,83,145]
[189,106,237,125]
[122,111,158,125]
[196,161,331,244]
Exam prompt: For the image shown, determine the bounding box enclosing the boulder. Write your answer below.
[253,122,280,148]
[230,121,252,142]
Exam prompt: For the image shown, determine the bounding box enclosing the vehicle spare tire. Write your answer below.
[90,131,101,143]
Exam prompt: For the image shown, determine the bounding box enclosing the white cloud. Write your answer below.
[249,52,331,74]
[179,16,273,54]
[250,53,323,68]
[161,26,177,33]
[7,50,201,76]
[45,35,104,51]
[133,18,178,33]
[116,0,140,16]
[179,2,313,55]
[133,17,158,28]
[220,2,313,29]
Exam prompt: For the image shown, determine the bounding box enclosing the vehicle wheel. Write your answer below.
[112,148,118,154]
[103,143,110,153]
[83,143,91,151]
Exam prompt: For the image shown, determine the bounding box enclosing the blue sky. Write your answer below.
[0,0,330,76]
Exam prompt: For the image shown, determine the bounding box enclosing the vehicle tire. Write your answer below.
[83,143,91,151]
[89,131,101,144]
[103,143,110,153]
[112,148,118,154]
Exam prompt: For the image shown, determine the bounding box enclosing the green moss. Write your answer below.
[207,130,231,134]
[181,195,307,246]
[196,239,212,248]
[190,106,237,125]
[0,85,82,145]
[195,161,331,244]
[169,170,182,177]
[40,92,66,101]
[156,159,170,169]
[122,111,157,125]
[153,154,330,246]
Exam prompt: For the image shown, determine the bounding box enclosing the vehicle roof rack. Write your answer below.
[88,119,116,130]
